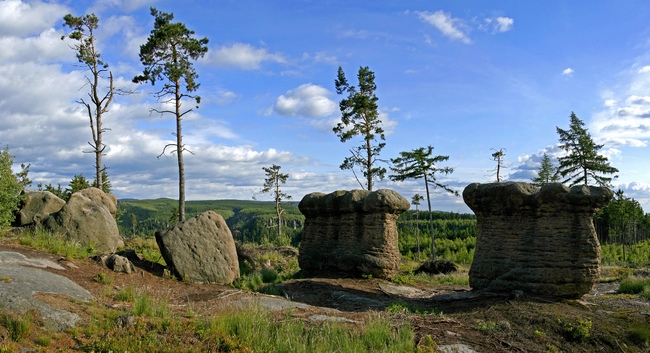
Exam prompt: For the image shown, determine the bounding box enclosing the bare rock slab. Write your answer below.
[155,211,240,284]
[298,189,409,279]
[463,182,613,299]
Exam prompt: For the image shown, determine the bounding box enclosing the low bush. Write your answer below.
[618,277,650,295]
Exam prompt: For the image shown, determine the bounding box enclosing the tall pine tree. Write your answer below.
[333,66,385,191]
[133,7,209,222]
[390,145,457,259]
[556,112,618,187]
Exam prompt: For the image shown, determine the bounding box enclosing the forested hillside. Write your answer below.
[117,199,478,259]
[118,199,304,246]
[118,197,650,266]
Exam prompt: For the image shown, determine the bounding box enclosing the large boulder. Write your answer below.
[463,182,613,299]
[14,190,66,226]
[43,190,122,253]
[155,211,240,284]
[78,187,118,219]
[298,189,409,279]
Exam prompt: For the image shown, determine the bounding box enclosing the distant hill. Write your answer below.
[117,198,476,257]
[117,198,304,245]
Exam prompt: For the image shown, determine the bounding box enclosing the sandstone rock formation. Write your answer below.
[78,187,118,219]
[43,190,122,253]
[463,182,613,299]
[298,189,409,279]
[155,211,240,284]
[14,190,66,226]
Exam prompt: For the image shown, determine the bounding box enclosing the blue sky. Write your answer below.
[1,0,650,213]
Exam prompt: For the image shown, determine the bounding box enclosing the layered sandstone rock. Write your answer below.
[463,182,613,298]
[155,211,240,284]
[298,189,409,279]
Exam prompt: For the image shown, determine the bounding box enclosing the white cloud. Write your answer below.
[378,110,398,136]
[592,64,650,145]
[205,43,286,70]
[482,16,514,33]
[494,17,514,33]
[638,66,650,74]
[562,68,574,77]
[271,84,337,118]
[0,28,70,64]
[0,0,68,37]
[417,10,471,44]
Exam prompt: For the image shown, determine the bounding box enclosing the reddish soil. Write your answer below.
[1,238,649,352]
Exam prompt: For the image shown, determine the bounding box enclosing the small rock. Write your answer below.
[115,314,135,328]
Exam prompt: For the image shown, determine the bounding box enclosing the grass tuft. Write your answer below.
[12,227,96,259]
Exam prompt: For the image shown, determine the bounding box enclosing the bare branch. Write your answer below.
[157,143,178,159]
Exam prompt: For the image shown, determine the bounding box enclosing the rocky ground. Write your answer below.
[1,237,649,352]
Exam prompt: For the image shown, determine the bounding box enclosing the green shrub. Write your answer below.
[93,272,114,285]
[476,320,497,333]
[0,147,24,229]
[557,318,592,341]
[261,267,279,283]
[619,277,650,295]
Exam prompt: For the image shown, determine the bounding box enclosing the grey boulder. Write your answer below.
[44,190,122,253]
[14,190,65,226]
[155,211,240,284]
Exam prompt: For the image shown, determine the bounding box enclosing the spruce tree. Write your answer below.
[556,112,618,187]
[531,153,559,187]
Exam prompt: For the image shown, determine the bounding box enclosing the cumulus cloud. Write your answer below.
[562,68,574,77]
[416,10,471,44]
[592,65,650,146]
[0,0,68,37]
[205,43,286,70]
[508,146,564,182]
[270,84,337,118]
[0,28,70,64]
